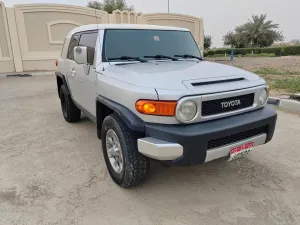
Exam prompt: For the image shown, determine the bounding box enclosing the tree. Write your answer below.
[223,14,284,48]
[88,1,103,10]
[88,0,134,13]
[204,35,212,50]
[223,31,248,48]
[241,14,284,47]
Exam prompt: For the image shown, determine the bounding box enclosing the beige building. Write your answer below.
[272,42,297,47]
[0,2,204,74]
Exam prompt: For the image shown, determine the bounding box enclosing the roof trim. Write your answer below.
[66,24,190,38]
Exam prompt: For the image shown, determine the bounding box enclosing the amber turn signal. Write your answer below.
[135,100,177,116]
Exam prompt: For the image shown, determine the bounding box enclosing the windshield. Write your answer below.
[103,29,201,62]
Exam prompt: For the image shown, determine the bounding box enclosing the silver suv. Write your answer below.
[56,24,277,188]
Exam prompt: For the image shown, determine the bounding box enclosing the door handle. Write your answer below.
[70,68,76,76]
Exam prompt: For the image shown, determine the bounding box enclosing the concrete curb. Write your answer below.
[268,97,300,113]
[0,71,55,78]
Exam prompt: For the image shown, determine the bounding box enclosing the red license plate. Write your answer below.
[228,142,254,161]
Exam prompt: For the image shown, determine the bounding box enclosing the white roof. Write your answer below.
[67,24,189,38]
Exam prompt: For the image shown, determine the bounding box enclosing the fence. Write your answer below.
[0,2,204,73]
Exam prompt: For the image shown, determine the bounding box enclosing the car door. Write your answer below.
[73,31,99,116]
[64,33,81,102]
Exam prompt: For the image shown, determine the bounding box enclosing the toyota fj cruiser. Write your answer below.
[56,24,277,188]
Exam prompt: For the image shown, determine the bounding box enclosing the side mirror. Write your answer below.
[74,46,88,64]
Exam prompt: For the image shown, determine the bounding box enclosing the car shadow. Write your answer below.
[77,114,285,201]
[132,155,285,196]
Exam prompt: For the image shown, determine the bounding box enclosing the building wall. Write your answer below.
[0,2,204,73]
[14,4,108,71]
[0,2,15,73]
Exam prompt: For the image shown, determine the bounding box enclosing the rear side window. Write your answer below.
[67,34,79,60]
[78,32,98,65]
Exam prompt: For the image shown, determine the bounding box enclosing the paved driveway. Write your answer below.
[0,76,299,225]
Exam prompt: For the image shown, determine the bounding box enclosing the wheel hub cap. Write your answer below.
[106,129,123,174]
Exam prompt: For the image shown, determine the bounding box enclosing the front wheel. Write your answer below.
[101,114,150,188]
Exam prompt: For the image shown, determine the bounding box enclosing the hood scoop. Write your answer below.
[191,77,245,86]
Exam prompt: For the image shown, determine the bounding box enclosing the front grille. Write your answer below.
[207,126,268,150]
[202,93,255,116]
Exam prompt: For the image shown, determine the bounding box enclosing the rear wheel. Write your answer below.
[101,114,150,188]
[60,85,81,123]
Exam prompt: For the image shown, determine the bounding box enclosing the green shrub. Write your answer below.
[234,49,246,55]
[281,46,300,56]
[208,46,300,57]
[260,47,281,54]
[236,48,262,55]
[275,48,282,56]
[211,48,262,56]
[207,50,215,56]
[272,77,300,92]
[253,48,262,54]
[214,48,231,55]
[206,54,226,58]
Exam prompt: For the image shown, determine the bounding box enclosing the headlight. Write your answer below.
[176,100,197,122]
[258,89,268,106]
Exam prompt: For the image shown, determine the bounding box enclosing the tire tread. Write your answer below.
[102,114,150,188]
[60,85,81,123]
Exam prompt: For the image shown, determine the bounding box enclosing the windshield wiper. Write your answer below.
[174,54,203,60]
[108,56,147,63]
[144,55,179,61]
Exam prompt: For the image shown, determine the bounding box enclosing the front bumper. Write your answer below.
[137,106,277,166]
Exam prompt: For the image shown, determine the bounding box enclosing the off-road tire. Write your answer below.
[60,85,81,123]
[101,114,150,188]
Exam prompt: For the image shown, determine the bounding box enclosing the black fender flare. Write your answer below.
[96,96,145,138]
[56,72,71,96]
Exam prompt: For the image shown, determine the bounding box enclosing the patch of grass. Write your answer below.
[206,53,276,59]
[245,53,276,57]
[253,67,300,75]
[253,68,282,74]
[205,54,226,58]
[272,78,300,92]
[264,76,300,93]
[284,70,299,75]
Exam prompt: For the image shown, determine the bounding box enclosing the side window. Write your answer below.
[67,34,79,60]
[78,32,98,65]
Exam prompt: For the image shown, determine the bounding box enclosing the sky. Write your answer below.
[2,0,300,47]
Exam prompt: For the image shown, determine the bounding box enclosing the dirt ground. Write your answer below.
[208,56,300,97]
[210,56,300,72]
[1,76,300,225]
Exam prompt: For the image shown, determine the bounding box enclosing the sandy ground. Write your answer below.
[208,56,300,72]
[0,76,300,225]
[207,56,300,97]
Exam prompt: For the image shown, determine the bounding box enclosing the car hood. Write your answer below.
[101,60,264,91]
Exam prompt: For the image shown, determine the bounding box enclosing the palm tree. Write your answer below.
[88,0,134,14]
[240,14,284,47]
